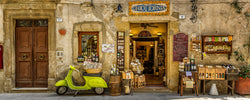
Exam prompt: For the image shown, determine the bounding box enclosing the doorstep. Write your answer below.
[11,88,50,93]
[133,87,174,93]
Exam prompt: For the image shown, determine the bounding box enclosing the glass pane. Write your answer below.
[34,20,48,27]
[16,20,32,27]
[78,34,98,62]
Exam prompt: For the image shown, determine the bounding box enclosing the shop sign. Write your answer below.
[173,33,188,62]
[129,1,169,15]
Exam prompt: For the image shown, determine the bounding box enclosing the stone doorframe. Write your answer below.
[120,16,179,89]
[3,8,56,92]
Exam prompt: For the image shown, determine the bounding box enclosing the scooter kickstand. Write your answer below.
[74,90,79,97]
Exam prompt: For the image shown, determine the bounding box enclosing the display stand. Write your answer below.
[201,35,233,60]
[178,71,199,96]
[199,79,235,95]
[117,32,125,71]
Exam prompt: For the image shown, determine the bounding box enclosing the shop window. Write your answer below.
[78,32,99,62]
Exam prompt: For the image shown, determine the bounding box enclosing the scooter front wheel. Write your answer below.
[94,88,104,95]
[56,86,68,95]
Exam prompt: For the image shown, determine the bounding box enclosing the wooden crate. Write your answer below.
[227,69,239,74]
[215,67,226,80]
[183,58,190,63]
[138,75,146,88]
[198,67,206,79]
[205,66,216,80]
[226,73,239,80]
[226,68,239,80]
[133,74,146,88]
[133,75,139,88]
[122,72,134,79]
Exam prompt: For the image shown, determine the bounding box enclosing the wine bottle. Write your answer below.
[95,54,99,62]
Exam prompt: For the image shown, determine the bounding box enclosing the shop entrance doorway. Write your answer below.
[15,20,48,87]
[130,23,167,87]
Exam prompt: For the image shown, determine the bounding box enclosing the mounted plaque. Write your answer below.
[173,33,188,61]
[129,1,170,16]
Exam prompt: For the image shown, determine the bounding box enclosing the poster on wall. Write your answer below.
[173,33,188,61]
[102,44,115,53]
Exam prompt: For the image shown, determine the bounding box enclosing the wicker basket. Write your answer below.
[86,68,102,74]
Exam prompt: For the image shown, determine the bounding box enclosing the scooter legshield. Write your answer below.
[55,80,68,87]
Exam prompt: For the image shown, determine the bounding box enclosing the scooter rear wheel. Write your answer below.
[56,86,68,95]
[94,88,104,95]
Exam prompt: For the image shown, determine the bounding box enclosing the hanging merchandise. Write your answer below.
[130,57,144,75]
[190,0,198,23]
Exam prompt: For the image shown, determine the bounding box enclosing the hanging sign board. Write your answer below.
[173,33,188,61]
[129,1,170,16]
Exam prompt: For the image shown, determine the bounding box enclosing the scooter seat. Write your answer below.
[83,72,102,77]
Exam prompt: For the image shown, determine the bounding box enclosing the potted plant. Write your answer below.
[235,65,250,94]
[234,36,250,94]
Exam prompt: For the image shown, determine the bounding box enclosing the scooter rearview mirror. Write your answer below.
[75,69,80,72]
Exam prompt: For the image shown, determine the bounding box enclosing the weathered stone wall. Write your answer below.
[55,3,118,81]
[0,4,4,93]
[0,4,3,43]
[0,0,249,93]
[172,0,250,92]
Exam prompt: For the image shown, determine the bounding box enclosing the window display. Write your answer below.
[78,32,99,63]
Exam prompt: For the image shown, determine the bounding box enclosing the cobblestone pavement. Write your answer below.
[0,92,249,100]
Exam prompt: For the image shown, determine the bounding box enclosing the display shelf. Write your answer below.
[201,35,233,60]
[203,42,232,45]
[117,32,125,71]
[204,51,231,54]
[191,40,202,52]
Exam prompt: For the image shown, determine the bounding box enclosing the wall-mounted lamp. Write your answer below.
[129,33,133,37]
[116,4,123,12]
[157,32,162,37]
[150,42,154,47]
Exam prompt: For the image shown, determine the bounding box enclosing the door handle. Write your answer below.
[34,59,36,62]
[22,54,27,59]
[39,54,45,60]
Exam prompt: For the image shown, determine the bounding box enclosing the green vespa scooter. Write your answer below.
[55,65,108,95]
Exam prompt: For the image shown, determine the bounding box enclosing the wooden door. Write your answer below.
[15,20,48,87]
[33,27,48,87]
[16,27,33,87]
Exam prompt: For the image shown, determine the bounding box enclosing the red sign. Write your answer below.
[0,45,3,69]
[173,33,188,61]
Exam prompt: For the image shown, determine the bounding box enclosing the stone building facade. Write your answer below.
[0,0,249,93]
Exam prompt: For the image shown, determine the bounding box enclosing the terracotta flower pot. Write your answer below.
[59,29,66,35]
[235,77,250,94]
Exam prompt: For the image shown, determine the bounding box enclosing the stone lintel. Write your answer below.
[3,3,56,9]
[1,0,58,4]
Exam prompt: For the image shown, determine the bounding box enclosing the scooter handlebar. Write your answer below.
[75,69,80,72]
[69,65,80,72]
